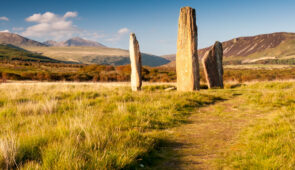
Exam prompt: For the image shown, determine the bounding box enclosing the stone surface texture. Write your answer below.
[129,33,142,91]
[202,41,224,88]
[176,7,200,91]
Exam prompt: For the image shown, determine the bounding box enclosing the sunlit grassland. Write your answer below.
[1,81,295,169]
[0,82,225,169]
[217,82,295,169]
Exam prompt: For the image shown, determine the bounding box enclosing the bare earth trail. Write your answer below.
[149,91,268,170]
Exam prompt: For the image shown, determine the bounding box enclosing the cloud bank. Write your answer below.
[22,11,79,40]
[18,11,130,45]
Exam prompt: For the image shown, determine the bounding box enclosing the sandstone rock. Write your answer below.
[202,41,224,88]
[176,7,200,91]
[129,33,142,91]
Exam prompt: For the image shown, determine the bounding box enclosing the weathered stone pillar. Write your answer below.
[129,33,142,91]
[202,41,224,88]
[176,7,200,91]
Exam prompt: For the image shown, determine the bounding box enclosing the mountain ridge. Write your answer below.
[44,37,106,47]
[161,32,295,66]
[0,32,168,66]
[0,32,47,47]
[2,32,294,67]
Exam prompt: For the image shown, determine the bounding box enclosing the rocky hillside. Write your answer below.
[0,32,47,47]
[44,37,105,47]
[162,32,295,66]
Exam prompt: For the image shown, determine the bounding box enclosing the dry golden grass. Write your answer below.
[0,82,221,169]
[1,82,295,169]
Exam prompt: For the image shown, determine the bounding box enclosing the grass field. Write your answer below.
[0,82,294,169]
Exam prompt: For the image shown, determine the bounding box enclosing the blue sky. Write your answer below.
[0,0,294,55]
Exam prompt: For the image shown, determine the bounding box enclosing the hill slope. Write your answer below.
[162,32,295,66]
[0,32,47,47]
[24,46,170,66]
[44,37,106,47]
[0,44,65,63]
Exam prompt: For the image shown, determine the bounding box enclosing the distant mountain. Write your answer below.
[0,32,47,47]
[44,37,105,47]
[43,40,66,47]
[0,44,66,63]
[65,37,105,47]
[161,32,295,66]
[0,32,167,66]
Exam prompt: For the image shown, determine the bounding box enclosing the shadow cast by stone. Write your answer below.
[230,83,244,89]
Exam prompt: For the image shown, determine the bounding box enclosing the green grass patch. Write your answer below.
[217,82,295,169]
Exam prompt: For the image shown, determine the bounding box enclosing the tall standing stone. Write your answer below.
[176,7,200,91]
[202,41,224,88]
[129,33,142,91]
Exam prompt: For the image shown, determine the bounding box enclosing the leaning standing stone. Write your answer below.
[202,41,224,88]
[129,33,142,91]
[176,7,200,91]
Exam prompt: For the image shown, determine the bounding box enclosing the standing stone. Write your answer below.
[129,33,142,91]
[176,7,200,91]
[202,41,224,88]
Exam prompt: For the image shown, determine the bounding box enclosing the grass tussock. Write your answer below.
[0,134,18,169]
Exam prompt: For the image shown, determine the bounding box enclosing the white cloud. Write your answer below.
[22,11,79,40]
[106,27,130,42]
[0,30,9,32]
[26,12,57,23]
[64,12,78,18]
[118,28,129,35]
[0,17,9,21]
